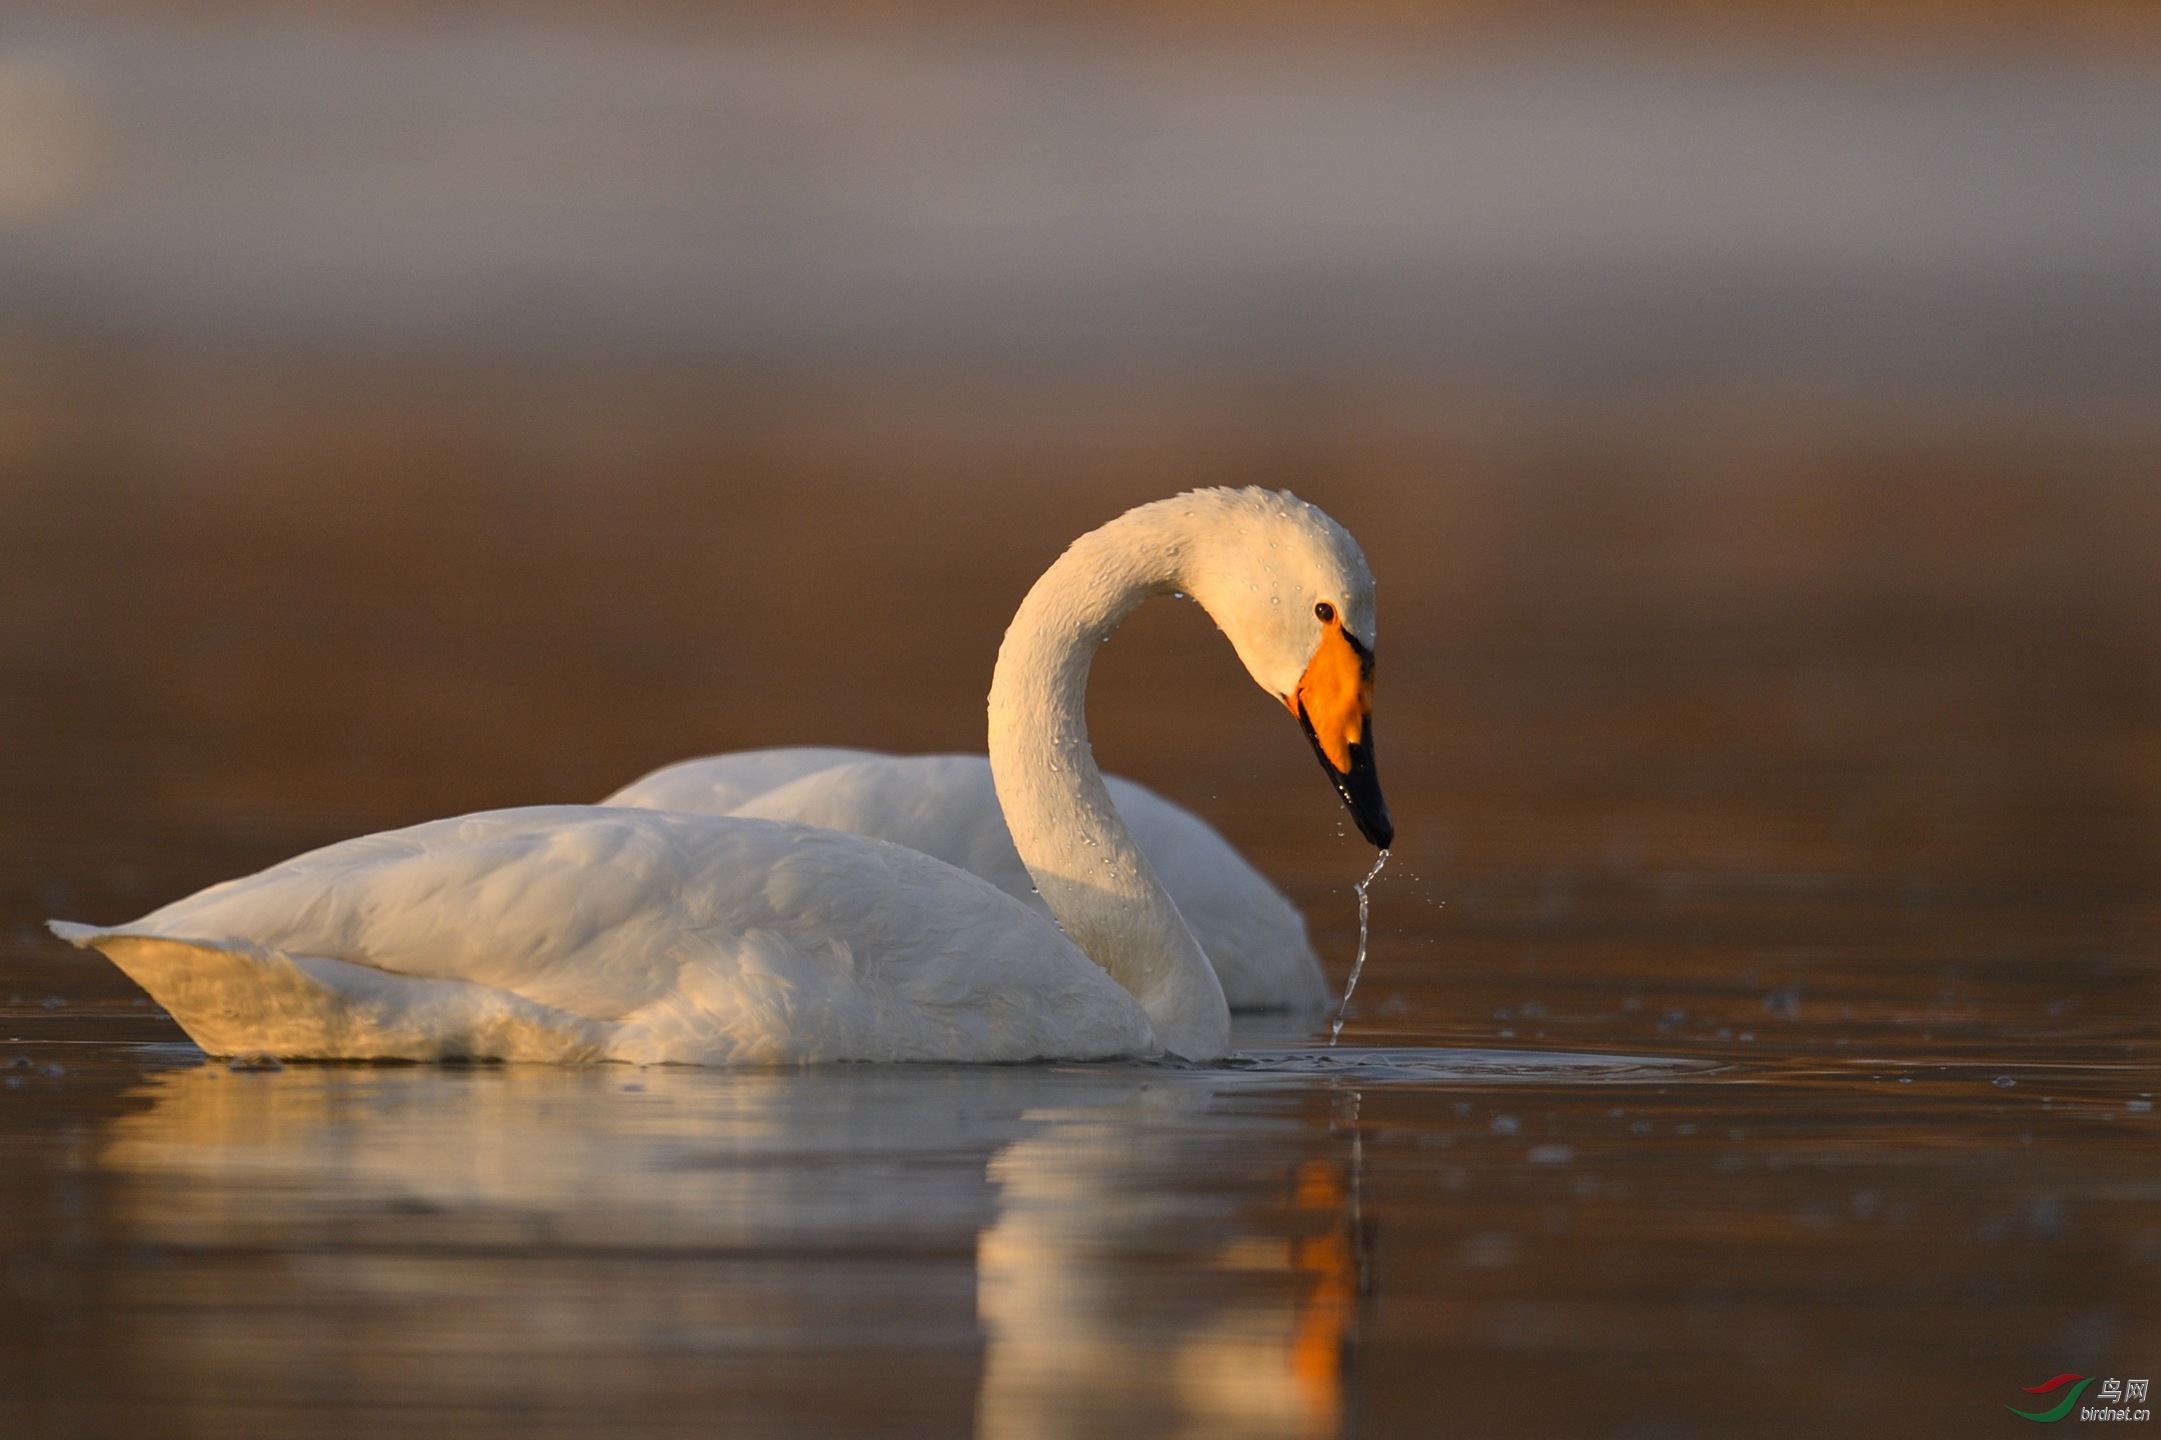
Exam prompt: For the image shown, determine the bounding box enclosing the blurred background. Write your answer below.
[3,0,2154,946]
[0,3,2156,1436]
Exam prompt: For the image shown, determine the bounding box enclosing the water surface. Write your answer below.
[0,354,2155,1437]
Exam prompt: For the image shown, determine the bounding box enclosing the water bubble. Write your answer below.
[1993,1075,2016,1088]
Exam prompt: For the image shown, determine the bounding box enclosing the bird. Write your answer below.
[601,749,1333,1011]
[50,487,1392,1065]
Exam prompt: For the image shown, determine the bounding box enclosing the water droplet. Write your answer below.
[1993,1075,2017,1088]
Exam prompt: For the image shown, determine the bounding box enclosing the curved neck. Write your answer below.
[987,510,1231,1060]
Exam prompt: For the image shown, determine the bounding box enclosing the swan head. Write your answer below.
[1163,488,1394,850]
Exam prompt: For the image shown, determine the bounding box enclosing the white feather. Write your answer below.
[607,750,1329,1011]
[52,808,1153,1064]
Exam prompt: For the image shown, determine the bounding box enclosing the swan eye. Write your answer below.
[1314,602,1335,623]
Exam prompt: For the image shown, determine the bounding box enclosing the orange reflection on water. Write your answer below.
[975,1095,1363,1440]
[1286,1159,1356,1431]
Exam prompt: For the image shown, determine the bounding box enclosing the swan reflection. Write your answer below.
[96,1056,1359,1436]
[976,1091,1357,1440]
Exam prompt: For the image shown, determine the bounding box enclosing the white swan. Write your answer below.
[603,750,1332,1011]
[49,487,1391,1065]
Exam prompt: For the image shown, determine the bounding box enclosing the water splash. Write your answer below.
[1329,848,1389,1046]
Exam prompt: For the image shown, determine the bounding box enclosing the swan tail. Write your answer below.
[46,921,616,1064]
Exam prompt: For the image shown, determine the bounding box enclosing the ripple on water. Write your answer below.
[1158,1046,1723,1086]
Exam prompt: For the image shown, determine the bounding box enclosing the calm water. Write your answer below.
[0,351,2155,1437]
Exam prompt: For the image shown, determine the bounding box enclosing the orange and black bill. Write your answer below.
[1287,617,1393,849]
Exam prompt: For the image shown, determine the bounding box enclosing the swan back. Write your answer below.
[603,747,875,813]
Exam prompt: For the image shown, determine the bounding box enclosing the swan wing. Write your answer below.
[732,756,1051,915]
[51,807,1155,1065]
[689,753,1328,1010]
[601,747,881,812]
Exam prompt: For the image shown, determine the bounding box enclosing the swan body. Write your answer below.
[604,749,1331,1011]
[52,808,1152,1064]
[52,487,1390,1064]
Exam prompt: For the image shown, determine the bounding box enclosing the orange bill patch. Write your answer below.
[1290,618,1372,772]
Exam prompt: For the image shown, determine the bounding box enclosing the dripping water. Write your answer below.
[1329,848,1389,1046]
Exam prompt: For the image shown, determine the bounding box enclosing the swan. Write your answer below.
[48,487,1391,1065]
[602,750,1332,1011]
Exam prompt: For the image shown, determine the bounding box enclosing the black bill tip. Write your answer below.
[1299,710,1394,850]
